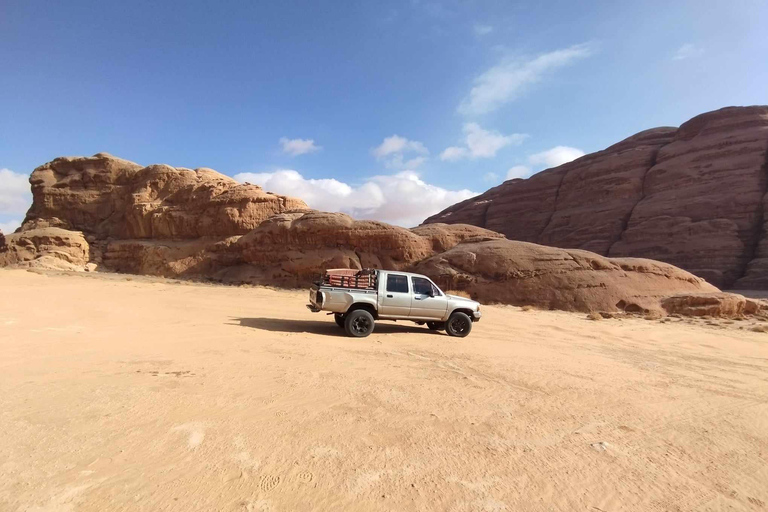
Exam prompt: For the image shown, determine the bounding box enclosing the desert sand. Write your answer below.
[2,269,767,512]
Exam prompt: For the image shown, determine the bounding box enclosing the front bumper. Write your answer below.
[306,304,321,313]
[472,311,482,321]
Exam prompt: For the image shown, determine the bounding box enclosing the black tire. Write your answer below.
[334,313,345,328]
[426,321,445,331]
[446,312,472,338]
[344,309,375,338]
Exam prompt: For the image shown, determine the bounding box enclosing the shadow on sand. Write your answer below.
[232,317,442,337]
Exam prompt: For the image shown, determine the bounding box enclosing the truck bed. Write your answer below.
[319,268,377,290]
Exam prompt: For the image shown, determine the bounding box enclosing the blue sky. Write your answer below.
[1,0,767,229]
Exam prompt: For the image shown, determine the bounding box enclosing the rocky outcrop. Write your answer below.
[411,238,717,313]
[424,106,768,288]
[661,293,767,318]
[23,153,308,239]
[1,153,723,314]
[0,228,91,271]
[217,214,502,287]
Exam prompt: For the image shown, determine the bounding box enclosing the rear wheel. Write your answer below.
[426,321,445,331]
[334,313,345,328]
[446,312,472,338]
[344,309,375,338]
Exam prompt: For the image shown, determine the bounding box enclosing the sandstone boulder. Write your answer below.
[224,211,435,286]
[424,106,768,288]
[411,238,717,313]
[0,228,90,271]
[661,292,768,318]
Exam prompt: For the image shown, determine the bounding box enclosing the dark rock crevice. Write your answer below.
[537,168,571,241]
[480,201,491,229]
[606,145,663,256]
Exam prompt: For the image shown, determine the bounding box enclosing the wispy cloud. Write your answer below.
[440,123,527,161]
[528,146,584,168]
[234,169,475,228]
[458,43,594,115]
[506,165,531,180]
[280,137,322,156]
[672,43,703,61]
[372,135,429,169]
[473,24,493,36]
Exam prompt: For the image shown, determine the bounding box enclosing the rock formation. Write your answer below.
[0,228,91,271]
[412,238,717,313]
[0,152,726,314]
[23,153,308,239]
[424,106,768,289]
[661,292,766,317]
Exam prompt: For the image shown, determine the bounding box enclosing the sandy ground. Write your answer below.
[1,269,767,512]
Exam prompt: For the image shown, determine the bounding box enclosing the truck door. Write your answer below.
[410,276,448,319]
[379,273,412,317]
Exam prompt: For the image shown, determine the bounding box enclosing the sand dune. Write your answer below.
[1,269,767,511]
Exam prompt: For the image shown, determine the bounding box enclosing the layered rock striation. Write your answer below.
[424,106,768,289]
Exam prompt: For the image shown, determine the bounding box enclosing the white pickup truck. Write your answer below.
[307,268,481,338]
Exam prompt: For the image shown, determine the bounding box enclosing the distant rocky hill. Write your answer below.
[424,106,768,289]
[0,152,745,316]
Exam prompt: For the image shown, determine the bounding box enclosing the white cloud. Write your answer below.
[440,122,527,161]
[474,24,493,36]
[672,43,703,61]
[458,43,594,115]
[372,135,428,158]
[506,165,532,180]
[483,172,499,183]
[439,147,469,162]
[279,137,322,156]
[0,168,32,217]
[528,146,585,168]
[403,156,428,168]
[234,169,476,228]
[372,135,429,169]
[0,219,21,234]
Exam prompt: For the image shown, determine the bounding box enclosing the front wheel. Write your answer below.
[446,312,472,338]
[344,309,375,338]
[334,313,345,328]
[426,321,445,331]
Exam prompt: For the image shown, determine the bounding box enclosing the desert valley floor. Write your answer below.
[1,270,767,512]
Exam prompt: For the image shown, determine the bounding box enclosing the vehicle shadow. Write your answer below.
[232,317,443,337]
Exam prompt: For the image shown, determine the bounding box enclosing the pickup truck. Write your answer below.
[307,268,481,338]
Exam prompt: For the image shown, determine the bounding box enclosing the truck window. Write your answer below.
[412,276,434,295]
[386,274,409,293]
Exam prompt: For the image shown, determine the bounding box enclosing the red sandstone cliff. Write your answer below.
[424,106,768,289]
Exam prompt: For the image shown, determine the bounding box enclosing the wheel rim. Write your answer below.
[449,317,469,334]
[352,316,371,334]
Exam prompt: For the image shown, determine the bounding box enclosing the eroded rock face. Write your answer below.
[0,153,729,315]
[411,238,717,313]
[424,106,768,288]
[220,215,500,287]
[23,153,308,239]
[0,228,90,271]
[661,293,767,318]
